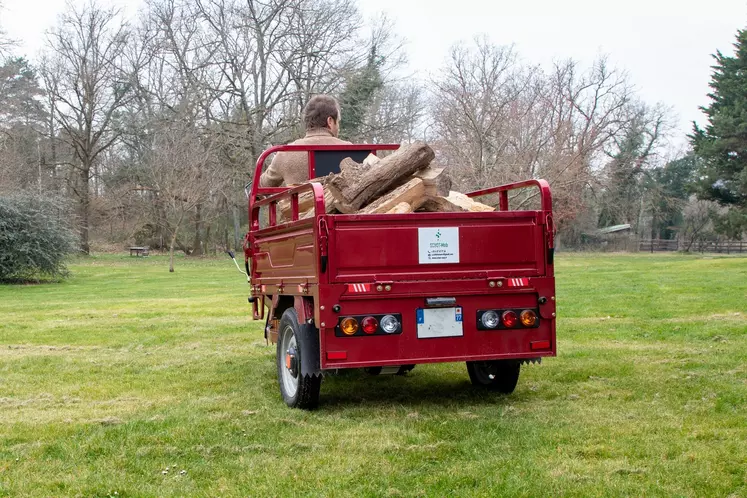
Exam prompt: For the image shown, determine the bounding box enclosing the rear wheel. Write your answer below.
[277,308,321,409]
[466,360,520,394]
[396,364,415,375]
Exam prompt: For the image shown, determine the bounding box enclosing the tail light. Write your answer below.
[380,315,400,334]
[335,314,403,337]
[520,310,537,327]
[361,316,378,334]
[480,310,500,329]
[502,310,518,328]
[340,317,359,335]
[477,308,541,330]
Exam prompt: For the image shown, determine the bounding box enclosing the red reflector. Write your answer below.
[327,351,347,360]
[530,340,551,350]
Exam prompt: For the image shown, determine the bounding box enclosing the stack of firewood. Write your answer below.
[282,141,494,218]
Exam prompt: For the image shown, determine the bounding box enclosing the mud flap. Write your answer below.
[297,322,322,377]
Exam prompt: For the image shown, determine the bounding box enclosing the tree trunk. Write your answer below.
[169,230,177,272]
[79,165,90,254]
[232,203,242,251]
[191,203,203,256]
[169,219,182,273]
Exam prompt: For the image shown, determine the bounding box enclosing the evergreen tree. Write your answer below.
[0,57,45,127]
[338,46,384,141]
[648,155,699,239]
[691,28,747,232]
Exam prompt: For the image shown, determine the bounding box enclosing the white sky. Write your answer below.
[2,0,746,150]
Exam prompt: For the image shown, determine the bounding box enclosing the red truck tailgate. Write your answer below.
[327,211,547,282]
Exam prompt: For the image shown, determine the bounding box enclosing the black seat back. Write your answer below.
[312,150,373,177]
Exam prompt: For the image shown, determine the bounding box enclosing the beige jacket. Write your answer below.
[259,129,351,187]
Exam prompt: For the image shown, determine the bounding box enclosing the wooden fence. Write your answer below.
[639,239,747,253]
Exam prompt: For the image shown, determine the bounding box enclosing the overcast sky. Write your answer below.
[2,0,745,149]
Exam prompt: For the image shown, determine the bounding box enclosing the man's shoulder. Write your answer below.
[294,132,351,146]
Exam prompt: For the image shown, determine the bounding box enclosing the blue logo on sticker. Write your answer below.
[455,307,463,322]
[416,309,424,324]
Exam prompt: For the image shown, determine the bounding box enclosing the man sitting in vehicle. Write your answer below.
[259,94,350,187]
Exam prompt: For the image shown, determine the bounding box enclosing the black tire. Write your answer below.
[277,308,322,409]
[466,360,520,394]
[396,365,415,375]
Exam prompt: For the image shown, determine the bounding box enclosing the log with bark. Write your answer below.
[326,141,435,211]
[271,140,500,218]
[414,196,466,213]
[278,176,339,219]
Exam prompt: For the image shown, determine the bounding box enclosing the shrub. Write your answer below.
[0,194,79,282]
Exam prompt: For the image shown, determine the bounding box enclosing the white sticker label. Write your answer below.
[418,227,460,264]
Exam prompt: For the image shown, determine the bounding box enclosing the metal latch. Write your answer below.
[318,217,329,273]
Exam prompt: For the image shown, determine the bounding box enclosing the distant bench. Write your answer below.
[128,246,149,257]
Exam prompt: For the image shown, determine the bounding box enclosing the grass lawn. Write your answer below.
[0,252,745,497]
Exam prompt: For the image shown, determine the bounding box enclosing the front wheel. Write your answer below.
[277,308,321,409]
[466,360,520,394]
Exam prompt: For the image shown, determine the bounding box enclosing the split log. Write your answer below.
[358,178,425,214]
[297,190,339,219]
[445,191,495,212]
[278,177,342,218]
[415,196,467,213]
[413,166,452,197]
[327,141,435,211]
[386,202,414,214]
[362,153,380,167]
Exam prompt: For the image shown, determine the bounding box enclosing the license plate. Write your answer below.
[416,307,463,339]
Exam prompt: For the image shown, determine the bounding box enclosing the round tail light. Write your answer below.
[380,315,400,333]
[481,310,499,329]
[340,317,359,335]
[502,310,518,328]
[361,316,378,334]
[520,310,537,327]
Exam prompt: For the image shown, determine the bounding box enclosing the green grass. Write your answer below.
[1,252,745,497]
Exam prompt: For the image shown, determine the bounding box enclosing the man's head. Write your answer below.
[303,94,340,137]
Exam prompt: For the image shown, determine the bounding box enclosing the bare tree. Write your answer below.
[363,82,425,143]
[145,123,222,271]
[681,197,719,252]
[432,37,534,187]
[0,2,16,58]
[40,2,133,253]
[596,101,673,232]
[430,39,668,229]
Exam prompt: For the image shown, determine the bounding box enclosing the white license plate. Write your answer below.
[416,307,463,339]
